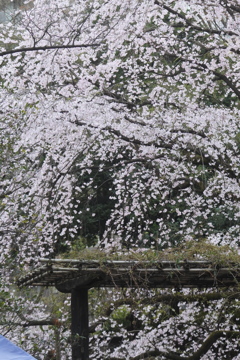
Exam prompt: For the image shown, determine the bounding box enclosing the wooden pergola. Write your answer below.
[17,258,240,360]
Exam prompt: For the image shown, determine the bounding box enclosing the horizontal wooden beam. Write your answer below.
[17,258,240,292]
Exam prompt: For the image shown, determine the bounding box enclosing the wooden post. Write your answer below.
[71,287,89,360]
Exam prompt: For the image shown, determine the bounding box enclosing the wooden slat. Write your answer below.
[17,258,240,291]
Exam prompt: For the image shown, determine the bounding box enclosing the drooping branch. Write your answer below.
[72,117,239,179]
[186,330,240,360]
[220,0,240,15]
[104,291,240,316]
[102,87,152,109]
[160,47,240,101]
[111,331,240,360]
[153,1,240,102]
[212,70,240,100]
[154,0,238,36]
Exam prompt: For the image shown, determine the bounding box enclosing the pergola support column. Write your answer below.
[71,287,89,360]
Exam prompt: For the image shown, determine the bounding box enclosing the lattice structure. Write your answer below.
[18,258,240,291]
[17,258,240,360]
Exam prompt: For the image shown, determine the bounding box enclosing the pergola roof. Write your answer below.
[17,258,240,293]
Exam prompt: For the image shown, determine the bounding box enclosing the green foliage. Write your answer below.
[230,305,240,325]
[235,132,240,150]
[63,239,240,268]
[104,305,131,331]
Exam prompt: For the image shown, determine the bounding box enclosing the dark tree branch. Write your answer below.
[220,0,240,16]
[22,318,61,327]
[71,117,239,179]
[154,1,238,36]
[0,43,99,57]
[111,331,240,360]
[192,60,240,100]
[89,320,103,333]
[162,51,240,101]
[0,318,61,327]
[212,70,240,99]
[187,330,240,360]
[104,291,240,316]
[102,87,152,109]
